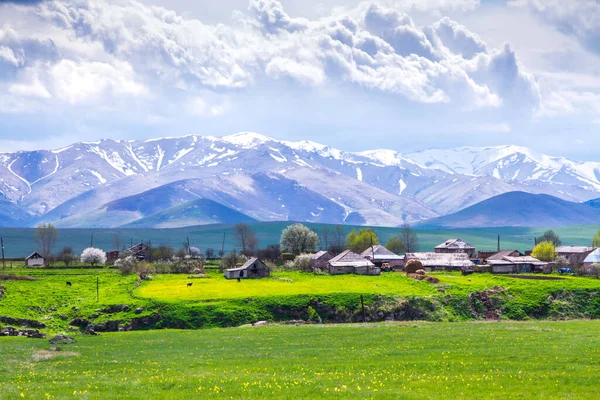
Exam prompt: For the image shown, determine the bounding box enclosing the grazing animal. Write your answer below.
[66,281,72,286]
[187,282,193,287]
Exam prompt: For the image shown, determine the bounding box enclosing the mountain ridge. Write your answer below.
[1,132,599,228]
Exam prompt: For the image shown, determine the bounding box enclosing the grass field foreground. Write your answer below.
[1,321,599,399]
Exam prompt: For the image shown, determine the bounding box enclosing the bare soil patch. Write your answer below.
[0,275,38,281]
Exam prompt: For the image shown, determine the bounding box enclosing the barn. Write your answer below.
[488,255,547,274]
[434,239,476,259]
[556,246,596,267]
[225,258,270,279]
[127,243,150,260]
[25,252,45,267]
[404,252,474,271]
[328,250,380,275]
[360,245,404,270]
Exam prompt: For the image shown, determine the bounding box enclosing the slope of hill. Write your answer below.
[2,133,600,228]
[420,192,600,228]
[122,199,256,228]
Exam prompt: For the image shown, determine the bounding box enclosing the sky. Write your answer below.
[0,0,599,159]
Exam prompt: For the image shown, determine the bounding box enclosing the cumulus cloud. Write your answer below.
[0,0,541,117]
[510,0,600,54]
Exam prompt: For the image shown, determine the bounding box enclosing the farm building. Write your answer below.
[583,249,600,267]
[25,252,44,267]
[106,251,120,261]
[360,245,404,269]
[328,250,380,276]
[556,246,596,267]
[434,239,476,259]
[483,250,523,263]
[128,243,150,260]
[488,255,547,274]
[310,251,334,270]
[225,257,270,279]
[404,252,474,271]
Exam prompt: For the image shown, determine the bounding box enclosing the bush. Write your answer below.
[290,254,314,272]
[114,255,138,275]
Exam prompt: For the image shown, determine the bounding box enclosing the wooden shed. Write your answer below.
[225,258,270,279]
[25,252,44,267]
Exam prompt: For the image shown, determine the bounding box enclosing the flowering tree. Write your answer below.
[81,247,107,266]
[189,246,202,259]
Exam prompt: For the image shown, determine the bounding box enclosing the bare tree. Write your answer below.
[320,225,330,250]
[233,223,258,255]
[398,223,419,253]
[34,224,58,266]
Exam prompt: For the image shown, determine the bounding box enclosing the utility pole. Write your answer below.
[96,277,99,302]
[90,233,94,248]
[187,236,191,255]
[1,237,5,268]
[360,295,366,323]
[221,233,226,257]
[148,240,152,262]
[497,235,500,252]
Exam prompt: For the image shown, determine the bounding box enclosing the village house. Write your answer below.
[25,252,44,267]
[404,252,474,271]
[556,246,596,267]
[360,245,404,270]
[127,243,150,260]
[328,250,380,276]
[225,257,270,279]
[487,255,548,274]
[434,239,476,259]
[310,250,334,270]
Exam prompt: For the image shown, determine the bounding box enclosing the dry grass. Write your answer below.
[32,350,79,361]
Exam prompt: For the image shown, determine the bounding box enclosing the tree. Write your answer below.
[280,223,319,255]
[205,248,215,259]
[57,246,77,267]
[346,228,379,253]
[536,230,561,247]
[593,230,600,248]
[34,224,58,266]
[233,223,258,255]
[398,223,419,253]
[189,247,202,259]
[385,236,406,255]
[175,247,187,259]
[320,225,330,250]
[151,245,175,261]
[81,247,107,266]
[220,251,248,272]
[113,233,122,251]
[328,225,346,255]
[531,241,556,262]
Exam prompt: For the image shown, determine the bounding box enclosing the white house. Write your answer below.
[25,252,45,267]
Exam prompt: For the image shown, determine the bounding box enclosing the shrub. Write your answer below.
[189,247,202,259]
[307,306,322,324]
[290,254,314,272]
[280,224,318,255]
[114,255,138,275]
[80,247,107,266]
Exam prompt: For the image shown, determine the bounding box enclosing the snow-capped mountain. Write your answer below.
[1,132,599,228]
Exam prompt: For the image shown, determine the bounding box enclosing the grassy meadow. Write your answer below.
[1,321,600,399]
[1,222,598,259]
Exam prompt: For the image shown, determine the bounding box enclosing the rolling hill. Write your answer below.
[420,192,600,228]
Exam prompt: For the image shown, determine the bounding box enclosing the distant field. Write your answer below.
[0,222,598,258]
[1,321,600,399]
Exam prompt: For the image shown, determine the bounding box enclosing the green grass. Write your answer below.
[1,321,600,399]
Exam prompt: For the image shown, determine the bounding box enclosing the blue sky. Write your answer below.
[0,0,598,159]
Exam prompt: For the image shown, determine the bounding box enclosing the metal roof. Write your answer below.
[434,238,474,250]
[405,252,474,267]
[584,249,600,264]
